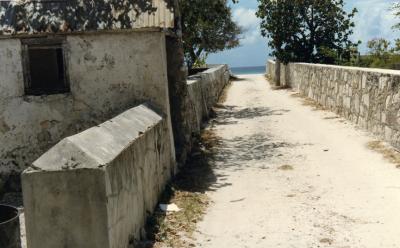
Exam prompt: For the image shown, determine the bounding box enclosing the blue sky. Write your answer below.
[207,0,399,67]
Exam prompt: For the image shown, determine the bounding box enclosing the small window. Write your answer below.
[22,38,70,96]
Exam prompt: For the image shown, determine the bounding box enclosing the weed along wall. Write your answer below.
[22,104,175,248]
[267,60,400,148]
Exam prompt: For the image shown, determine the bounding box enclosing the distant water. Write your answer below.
[230,66,266,75]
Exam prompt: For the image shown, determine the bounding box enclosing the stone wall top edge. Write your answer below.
[293,62,400,76]
[202,64,228,74]
[187,64,228,85]
[268,60,400,76]
[187,78,201,85]
[26,103,164,173]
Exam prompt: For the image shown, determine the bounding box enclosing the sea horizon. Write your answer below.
[230,65,266,75]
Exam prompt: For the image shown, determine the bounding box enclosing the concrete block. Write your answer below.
[22,104,174,248]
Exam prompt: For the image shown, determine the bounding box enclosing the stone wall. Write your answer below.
[21,64,230,248]
[186,65,230,135]
[0,31,174,194]
[22,104,175,248]
[169,64,230,166]
[267,60,276,81]
[266,60,290,86]
[267,60,400,148]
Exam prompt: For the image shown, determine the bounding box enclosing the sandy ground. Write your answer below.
[194,74,400,248]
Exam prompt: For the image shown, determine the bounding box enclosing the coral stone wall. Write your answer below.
[186,65,230,134]
[268,60,400,148]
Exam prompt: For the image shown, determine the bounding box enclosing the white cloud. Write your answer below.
[232,1,400,52]
[233,7,262,45]
[350,0,399,53]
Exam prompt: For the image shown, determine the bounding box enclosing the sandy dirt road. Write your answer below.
[194,74,400,248]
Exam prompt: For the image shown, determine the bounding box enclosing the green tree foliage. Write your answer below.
[392,2,400,30]
[367,38,391,60]
[179,0,241,69]
[346,4,400,70]
[355,38,400,70]
[256,0,358,64]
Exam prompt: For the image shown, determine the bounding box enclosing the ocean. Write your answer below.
[230,65,266,75]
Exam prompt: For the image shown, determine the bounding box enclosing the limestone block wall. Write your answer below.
[0,31,174,194]
[22,104,175,248]
[266,60,290,86]
[267,60,276,81]
[186,65,230,135]
[267,60,400,148]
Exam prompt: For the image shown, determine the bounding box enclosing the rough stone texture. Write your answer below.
[0,31,174,195]
[22,104,175,248]
[187,77,206,132]
[0,0,174,36]
[267,60,289,86]
[267,60,276,81]
[186,65,230,135]
[267,60,400,149]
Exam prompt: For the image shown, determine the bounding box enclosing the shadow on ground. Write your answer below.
[137,128,228,248]
[211,133,293,171]
[213,104,290,121]
[137,96,297,247]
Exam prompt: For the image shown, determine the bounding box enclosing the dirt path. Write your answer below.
[194,74,400,248]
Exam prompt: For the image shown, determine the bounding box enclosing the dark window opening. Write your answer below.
[22,39,70,96]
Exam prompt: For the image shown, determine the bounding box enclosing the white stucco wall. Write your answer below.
[0,31,175,192]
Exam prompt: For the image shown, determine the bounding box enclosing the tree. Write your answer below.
[361,38,400,69]
[393,39,400,54]
[256,0,358,65]
[367,38,391,60]
[179,0,241,69]
[392,2,400,30]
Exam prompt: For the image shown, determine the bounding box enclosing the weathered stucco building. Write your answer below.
[0,0,176,195]
[0,1,230,246]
